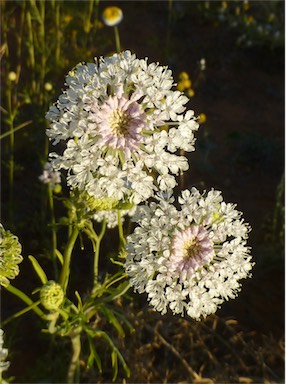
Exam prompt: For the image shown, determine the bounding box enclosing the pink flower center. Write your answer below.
[95,95,147,157]
[168,225,214,280]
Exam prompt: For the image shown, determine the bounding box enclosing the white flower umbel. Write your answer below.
[125,188,254,320]
[46,51,199,206]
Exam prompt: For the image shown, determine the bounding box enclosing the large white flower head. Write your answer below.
[124,188,254,320]
[46,51,199,206]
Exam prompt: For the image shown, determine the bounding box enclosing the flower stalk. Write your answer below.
[59,227,79,294]
[83,220,107,287]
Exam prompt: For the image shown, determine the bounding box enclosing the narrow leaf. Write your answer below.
[28,255,48,284]
[111,349,118,382]
[100,306,125,337]
[75,291,82,310]
[2,300,42,325]
[4,284,45,318]
[87,335,102,372]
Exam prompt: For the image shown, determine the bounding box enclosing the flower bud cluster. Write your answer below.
[0,224,23,287]
[40,281,64,311]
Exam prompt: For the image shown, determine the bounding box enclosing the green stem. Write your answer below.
[26,10,36,93]
[48,186,58,279]
[114,25,121,53]
[84,220,106,286]
[59,227,79,294]
[117,210,126,251]
[38,0,46,105]
[54,1,61,66]
[7,87,15,226]
[67,333,81,383]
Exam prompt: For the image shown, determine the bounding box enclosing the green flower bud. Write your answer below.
[0,224,23,287]
[40,281,64,311]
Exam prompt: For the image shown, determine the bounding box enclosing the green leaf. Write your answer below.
[111,349,118,382]
[93,330,130,379]
[28,255,48,284]
[103,281,130,303]
[75,291,83,310]
[100,306,125,338]
[4,284,45,319]
[87,335,102,372]
[2,300,42,324]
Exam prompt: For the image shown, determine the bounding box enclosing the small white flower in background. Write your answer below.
[39,162,61,190]
[46,51,199,210]
[102,6,123,27]
[200,58,206,71]
[124,188,254,320]
[0,329,10,374]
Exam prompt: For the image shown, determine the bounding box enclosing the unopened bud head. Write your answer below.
[40,281,64,311]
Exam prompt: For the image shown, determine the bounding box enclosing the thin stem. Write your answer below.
[15,1,25,85]
[114,26,121,53]
[26,10,36,93]
[67,333,81,383]
[7,87,15,225]
[84,0,94,34]
[59,227,79,294]
[54,1,61,66]
[48,186,58,279]
[38,0,46,105]
[117,210,126,251]
[84,220,106,286]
